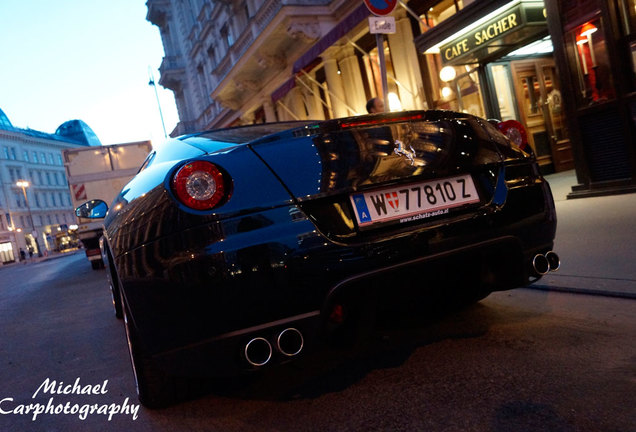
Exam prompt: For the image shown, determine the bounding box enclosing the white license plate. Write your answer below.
[349,174,480,227]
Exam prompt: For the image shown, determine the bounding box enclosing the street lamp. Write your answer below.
[148,67,168,138]
[16,180,42,257]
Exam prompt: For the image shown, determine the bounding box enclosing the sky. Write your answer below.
[0,0,179,146]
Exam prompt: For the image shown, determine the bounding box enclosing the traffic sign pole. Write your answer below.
[375,33,389,109]
[364,1,397,110]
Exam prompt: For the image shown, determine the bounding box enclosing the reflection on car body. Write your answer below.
[95,110,558,407]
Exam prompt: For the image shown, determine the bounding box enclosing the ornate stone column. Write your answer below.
[240,111,255,125]
[299,74,325,120]
[262,97,277,123]
[387,9,426,110]
[323,47,349,118]
[288,87,308,120]
[338,45,366,115]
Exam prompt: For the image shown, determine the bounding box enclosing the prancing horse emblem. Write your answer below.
[393,139,416,166]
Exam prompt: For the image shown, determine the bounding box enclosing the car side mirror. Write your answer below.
[76,200,109,219]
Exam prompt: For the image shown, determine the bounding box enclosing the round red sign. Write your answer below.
[363,0,398,16]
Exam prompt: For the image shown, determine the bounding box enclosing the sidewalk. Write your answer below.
[0,248,83,270]
[535,170,636,299]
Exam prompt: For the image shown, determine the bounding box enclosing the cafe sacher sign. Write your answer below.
[440,8,522,64]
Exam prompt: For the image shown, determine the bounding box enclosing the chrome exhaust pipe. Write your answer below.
[532,253,550,275]
[276,328,304,357]
[244,337,272,367]
[546,251,560,272]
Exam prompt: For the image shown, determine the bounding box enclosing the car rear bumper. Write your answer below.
[149,310,323,377]
[146,233,552,377]
[114,175,556,371]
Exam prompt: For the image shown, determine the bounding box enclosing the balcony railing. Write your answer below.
[159,56,186,90]
[253,0,282,34]
[211,0,283,84]
[160,56,185,72]
[146,0,170,27]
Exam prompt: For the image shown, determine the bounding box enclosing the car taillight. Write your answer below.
[171,160,227,210]
[497,119,529,152]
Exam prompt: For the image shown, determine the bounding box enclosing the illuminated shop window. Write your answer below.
[542,64,568,142]
[617,0,636,90]
[418,0,467,33]
[490,64,517,121]
[617,0,636,34]
[425,55,486,117]
[0,242,15,264]
[567,18,615,106]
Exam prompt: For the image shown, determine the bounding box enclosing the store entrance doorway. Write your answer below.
[490,57,574,173]
[511,58,574,173]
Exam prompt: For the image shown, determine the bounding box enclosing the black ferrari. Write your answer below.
[88,110,558,407]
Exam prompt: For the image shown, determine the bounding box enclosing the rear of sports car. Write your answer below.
[103,110,557,407]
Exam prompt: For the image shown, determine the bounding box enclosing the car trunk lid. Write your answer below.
[249,111,518,242]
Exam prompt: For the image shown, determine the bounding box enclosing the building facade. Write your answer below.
[545,0,635,197]
[0,108,100,264]
[146,0,426,132]
[147,0,635,196]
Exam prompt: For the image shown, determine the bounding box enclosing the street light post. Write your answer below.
[16,180,42,257]
[148,67,168,138]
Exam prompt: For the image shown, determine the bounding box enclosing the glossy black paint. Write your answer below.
[102,111,556,389]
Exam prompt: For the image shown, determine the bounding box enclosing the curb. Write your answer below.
[528,284,636,300]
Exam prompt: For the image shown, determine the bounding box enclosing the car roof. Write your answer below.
[181,121,315,143]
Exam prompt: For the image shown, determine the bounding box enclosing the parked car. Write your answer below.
[87,110,558,407]
[64,141,152,269]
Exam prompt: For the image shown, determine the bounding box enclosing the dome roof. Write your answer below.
[55,120,102,146]
[0,107,14,130]
[0,109,101,146]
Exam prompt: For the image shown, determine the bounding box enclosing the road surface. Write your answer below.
[0,253,634,431]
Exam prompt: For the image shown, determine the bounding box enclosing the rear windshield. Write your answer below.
[187,121,314,144]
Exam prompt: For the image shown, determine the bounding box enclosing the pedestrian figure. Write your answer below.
[19,249,26,263]
[366,97,385,113]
